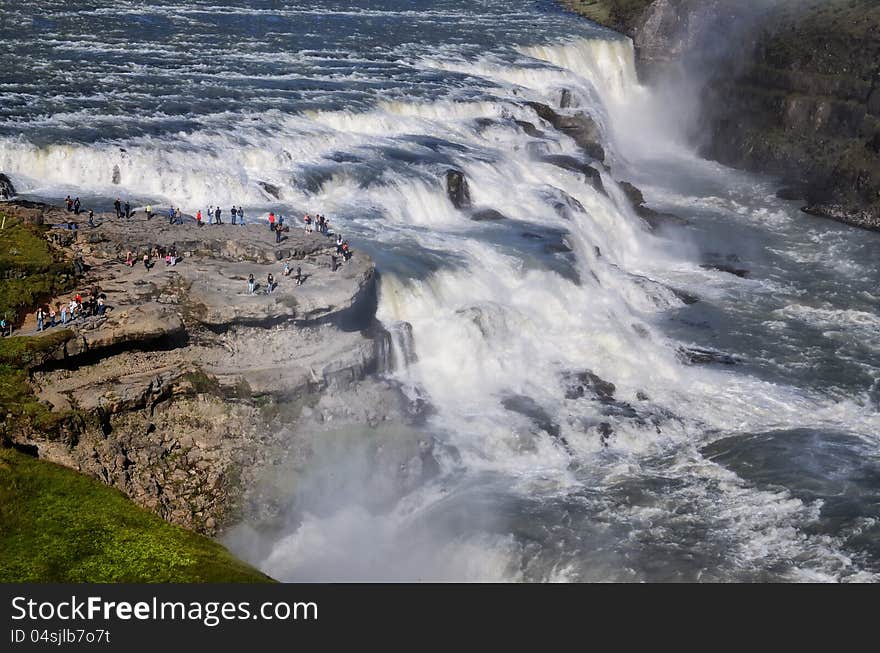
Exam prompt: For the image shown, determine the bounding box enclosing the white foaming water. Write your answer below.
[4,8,879,581]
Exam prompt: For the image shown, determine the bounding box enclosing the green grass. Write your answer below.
[561,0,654,32]
[0,216,75,325]
[0,447,274,583]
[0,331,80,439]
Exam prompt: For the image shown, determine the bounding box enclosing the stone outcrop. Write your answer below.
[445,169,472,209]
[4,203,403,536]
[562,0,880,233]
[0,173,15,200]
[525,101,606,162]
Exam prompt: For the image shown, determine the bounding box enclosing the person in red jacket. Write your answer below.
[268,212,275,232]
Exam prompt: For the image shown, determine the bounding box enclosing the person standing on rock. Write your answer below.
[238,206,245,225]
[268,211,275,232]
[275,221,283,243]
[36,307,44,332]
[97,295,106,316]
[125,201,131,220]
[214,206,221,224]
[146,204,153,220]
[296,266,303,286]
[248,273,255,295]
[88,209,95,227]
[304,213,312,234]
[114,197,122,218]
[196,209,203,227]
[168,206,175,224]
[60,304,68,325]
[267,273,275,294]
[74,197,81,215]
[283,262,291,277]
[231,206,237,225]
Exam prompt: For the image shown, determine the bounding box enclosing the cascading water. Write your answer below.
[3,0,879,582]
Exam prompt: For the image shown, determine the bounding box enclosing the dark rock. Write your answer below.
[445,169,471,209]
[618,180,645,207]
[560,88,575,109]
[801,203,880,232]
[617,179,686,227]
[258,181,281,199]
[677,346,737,366]
[524,101,605,161]
[514,120,543,138]
[541,155,605,194]
[0,173,15,199]
[700,263,750,278]
[564,370,616,403]
[502,394,561,439]
[470,208,506,222]
[598,422,613,447]
[670,288,699,305]
[111,165,121,185]
[868,87,880,117]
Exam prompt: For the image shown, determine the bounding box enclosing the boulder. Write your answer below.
[525,101,605,162]
[470,208,507,222]
[0,173,16,199]
[445,169,472,209]
[541,155,606,194]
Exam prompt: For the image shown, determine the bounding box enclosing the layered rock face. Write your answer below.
[700,1,880,230]
[563,0,880,231]
[5,204,434,536]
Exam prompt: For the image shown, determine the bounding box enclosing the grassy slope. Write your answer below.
[0,217,74,325]
[0,447,273,583]
[0,212,272,583]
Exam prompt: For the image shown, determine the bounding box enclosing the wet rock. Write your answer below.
[618,181,645,207]
[541,155,605,194]
[598,422,613,447]
[111,165,121,185]
[445,169,472,209]
[470,208,506,222]
[258,181,281,199]
[560,88,575,109]
[502,395,561,439]
[677,346,738,366]
[514,120,543,138]
[801,203,880,233]
[0,173,16,199]
[564,370,616,403]
[670,288,699,305]
[525,101,605,162]
[699,263,750,278]
[617,179,687,228]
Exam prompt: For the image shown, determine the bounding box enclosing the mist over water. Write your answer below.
[3,1,879,581]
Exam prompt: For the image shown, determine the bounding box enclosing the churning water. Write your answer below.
[3,0,879,581]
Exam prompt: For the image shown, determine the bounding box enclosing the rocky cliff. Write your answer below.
[562,0,880,231]
[1,204,436,538]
